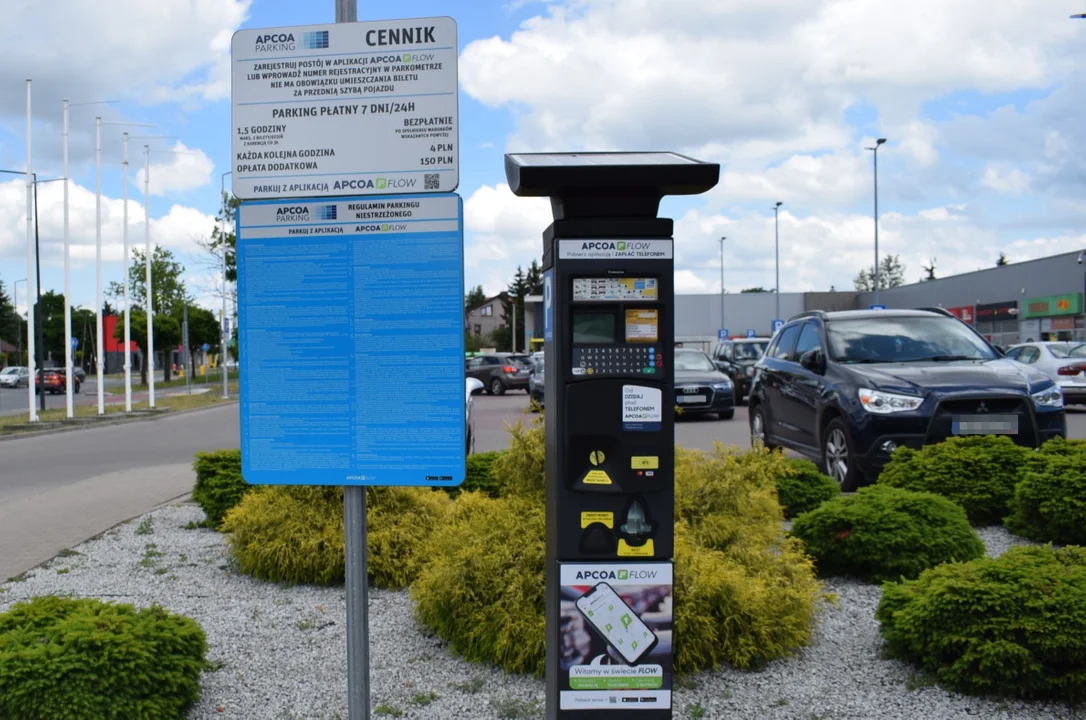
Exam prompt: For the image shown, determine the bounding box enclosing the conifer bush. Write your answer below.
[791,485,985,582]
[450,450,504,497]
[222,485,448,588]
[191,449,248,528]
[1006,439,1086,545]
[877,545,1086,700]
[0,596,207,720]
[776,458,840,519]
[877,435,1032,525]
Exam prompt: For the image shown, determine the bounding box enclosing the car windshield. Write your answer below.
[675,352,716,372]
[1049,343,1086,359]
[0,367,18,376]
[827,317,998,364]
[733,342,767,360]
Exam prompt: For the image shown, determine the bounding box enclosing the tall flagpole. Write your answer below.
[145,145,155,408]
[63,99,74,418]
[95,117,105,414]
[25,79,37,422]
[122,133,132,412]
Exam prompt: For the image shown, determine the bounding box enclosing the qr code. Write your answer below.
[424,173,440,190]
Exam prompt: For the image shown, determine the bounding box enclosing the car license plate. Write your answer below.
[952,415,1018,435]
[677,395,706,404]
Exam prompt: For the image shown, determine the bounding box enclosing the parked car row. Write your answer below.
[0,366,85,391]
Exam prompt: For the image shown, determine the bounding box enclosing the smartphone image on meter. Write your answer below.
[575,582,659,665]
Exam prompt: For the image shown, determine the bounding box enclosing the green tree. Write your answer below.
[503,268,528,353]
[741,287,771,293]
[35,290,67,361]
[922,257,937,281]
[996,252,1008,267]
[525,260,544,295]
[854,254,907,291]
[0,278,22,359]
[197,191,240,284]
[184,305,221,373]
[108,246,191,383]
[113,308,182,386]
[465,285,486,310]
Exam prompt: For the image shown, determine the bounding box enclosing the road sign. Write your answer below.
[236,193,465,486]
[746,329,756,338]
[772,319,784,333]
[870,304,886,310]
[202,343,210,352]
[70,338,79,349]
[718,328,728,340]
[231,17,459,200]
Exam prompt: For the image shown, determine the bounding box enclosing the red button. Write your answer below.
[656,361,662,366]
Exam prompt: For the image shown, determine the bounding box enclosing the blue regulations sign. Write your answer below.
[236,193,465,486]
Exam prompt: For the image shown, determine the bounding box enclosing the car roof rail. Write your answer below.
[787,310,826,322]
[916,306,955,318]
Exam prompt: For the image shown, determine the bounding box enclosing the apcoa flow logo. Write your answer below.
[574,568,658,581]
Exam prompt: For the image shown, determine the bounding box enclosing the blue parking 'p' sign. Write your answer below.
[718,329,728,340]
[746,329,756,338]
[71,338,79,349]
[202,343,210,352]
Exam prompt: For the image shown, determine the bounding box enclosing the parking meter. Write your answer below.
[506,152,719,719]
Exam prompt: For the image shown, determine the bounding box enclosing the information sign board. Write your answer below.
[236,193,465,486]
[231,17,458,200]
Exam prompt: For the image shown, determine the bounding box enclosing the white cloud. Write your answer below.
[134,142,214,196]
[980,165,1031,194]
[0,177,216,275]
[463,183,551,294]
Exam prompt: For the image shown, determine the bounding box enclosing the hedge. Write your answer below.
[878,545,1086,700]
[790,485,985,583]
[0,596,207,720]
[1005,439,1086,545]
[776,459,840,519]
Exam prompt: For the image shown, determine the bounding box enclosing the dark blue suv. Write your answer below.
[748,308,1067,490]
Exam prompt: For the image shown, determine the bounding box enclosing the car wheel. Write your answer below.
[823,419,863,492]
[489,378,506,396]
[718,409,735,420]
[749,406,777,450]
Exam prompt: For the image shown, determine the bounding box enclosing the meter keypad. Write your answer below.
[573,346,662,376]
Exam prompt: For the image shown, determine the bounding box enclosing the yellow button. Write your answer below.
[582,470,612,485]
[581,512,614,529]
[631,456,659,470]
[617,539,655,557]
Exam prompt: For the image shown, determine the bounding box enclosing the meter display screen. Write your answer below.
[573,277,657,302]
[573,310,617,344]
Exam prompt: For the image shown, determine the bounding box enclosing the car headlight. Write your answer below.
[1031,385,1064,409]
[712,381,732,391]
[858,388,923,414]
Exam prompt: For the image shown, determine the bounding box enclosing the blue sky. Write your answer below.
[0,0,1084,314]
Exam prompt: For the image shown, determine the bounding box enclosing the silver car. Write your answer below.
[1004,341,1086,405]
[0,366,29,388]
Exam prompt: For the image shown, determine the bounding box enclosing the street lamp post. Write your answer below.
[718,236,726,334]
[773,202,783,324]
[25,79,35,422]
[221,170,232,401]
[866,138,887,304]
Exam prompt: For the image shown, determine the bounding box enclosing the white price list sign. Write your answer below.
[231,17,458,200]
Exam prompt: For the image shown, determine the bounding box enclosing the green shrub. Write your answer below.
[412,492,546,675]
[791,485,984,582]
[776,459,840,519]
[878,436,1032,525]
[222,485,447,588]
[192,449,248,528]
[877,545,1086,700]
[449,450,504,497]
[1006,450,1086,545]
[1037,436,1086,458]
[413,444,822,676]
[490,419,545,499]
[0,596,207,720]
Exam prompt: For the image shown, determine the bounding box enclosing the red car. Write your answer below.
[35,369,80,395]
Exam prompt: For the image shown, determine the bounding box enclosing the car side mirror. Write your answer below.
[800,348,825,373]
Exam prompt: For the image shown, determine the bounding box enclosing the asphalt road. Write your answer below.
[473,392,1086,454]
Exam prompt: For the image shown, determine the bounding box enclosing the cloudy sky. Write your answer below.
[0,0,1084,314]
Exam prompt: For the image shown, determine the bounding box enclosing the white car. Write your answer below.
[466,377,483,454]
[1004,342,1086,405]
[0,366,29,388]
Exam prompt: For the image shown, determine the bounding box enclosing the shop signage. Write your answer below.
[947,305,974,323]
[1052,317,1074,331]
[974,300,1018,321]
[1023,293,1083,319]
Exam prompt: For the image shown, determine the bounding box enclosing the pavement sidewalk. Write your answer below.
[0,462,195,582]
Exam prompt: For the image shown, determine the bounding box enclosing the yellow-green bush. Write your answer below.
[411,492,547,675]
[222,485,449,588]
[490,418,545,499]
[412,443,823,676]
[0,596,207,720]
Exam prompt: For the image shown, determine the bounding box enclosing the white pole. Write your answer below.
[145,145,155,408]
[63,99,74,418]
[95,117,104,415]
[122,133,132,412]
[222,172,230,400]
[25,79,36,422]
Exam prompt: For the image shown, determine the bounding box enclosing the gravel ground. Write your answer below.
[0,504,1080,720]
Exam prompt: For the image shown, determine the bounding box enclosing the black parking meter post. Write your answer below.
[506,153,719,719]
